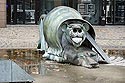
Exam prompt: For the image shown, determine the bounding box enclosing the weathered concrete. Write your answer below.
[32,61,125,83]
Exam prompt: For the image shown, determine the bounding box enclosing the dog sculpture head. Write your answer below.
[62,23,85,47]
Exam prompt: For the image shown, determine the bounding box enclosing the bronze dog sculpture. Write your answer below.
[38,6,110,68]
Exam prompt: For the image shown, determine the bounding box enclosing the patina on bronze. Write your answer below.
[38,6,110,68]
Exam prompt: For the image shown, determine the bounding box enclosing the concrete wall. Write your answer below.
[0,0,6,28]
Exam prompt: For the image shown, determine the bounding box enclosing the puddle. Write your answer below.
[0,49,42,74]
[0,49,125,74]
[103,49,125,58]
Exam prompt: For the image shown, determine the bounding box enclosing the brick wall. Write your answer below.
[0,0,6,28]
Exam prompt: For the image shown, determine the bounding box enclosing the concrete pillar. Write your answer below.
[0,0,6,28]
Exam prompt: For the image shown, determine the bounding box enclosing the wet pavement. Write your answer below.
[0,49,125,83]
[31,61,125,83]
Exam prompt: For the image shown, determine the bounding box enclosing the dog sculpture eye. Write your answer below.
[78,29,82,33]
[73,28,77,33]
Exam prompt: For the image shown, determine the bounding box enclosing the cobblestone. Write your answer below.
[0,25,125,49]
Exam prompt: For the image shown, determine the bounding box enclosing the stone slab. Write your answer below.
[0,60,34,82]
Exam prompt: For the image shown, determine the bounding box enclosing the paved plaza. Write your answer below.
[0,25,125,49]
[0,25,125,83]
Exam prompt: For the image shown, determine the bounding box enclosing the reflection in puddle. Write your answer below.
[103,49,125,58]
[0,49,42,74]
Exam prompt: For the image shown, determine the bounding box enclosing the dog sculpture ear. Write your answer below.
[61,25,66,32]
[82,23,90,31]
[61,23,70,32]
